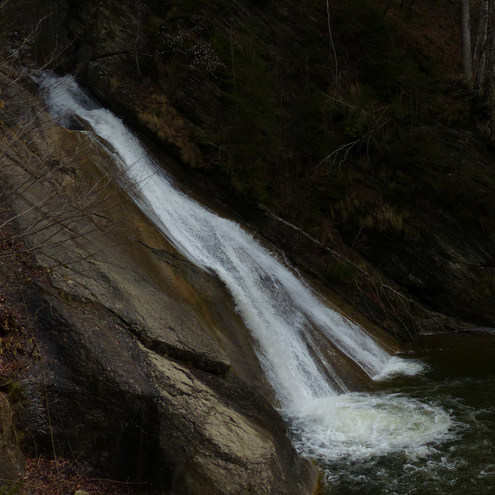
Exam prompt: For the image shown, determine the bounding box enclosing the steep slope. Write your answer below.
[11,0,489,337]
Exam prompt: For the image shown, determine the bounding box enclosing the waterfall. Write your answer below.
[36,72,453,463]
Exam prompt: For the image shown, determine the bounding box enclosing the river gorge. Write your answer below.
[1,1,495,493]
[33,72,495,495]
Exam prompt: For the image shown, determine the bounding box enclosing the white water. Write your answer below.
[36,72,453,463]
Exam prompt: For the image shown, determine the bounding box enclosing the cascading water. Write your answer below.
[36,72,455,476]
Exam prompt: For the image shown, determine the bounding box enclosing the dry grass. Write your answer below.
[21,458,142,495]
[21,458,143,495]
[385,0,462,76]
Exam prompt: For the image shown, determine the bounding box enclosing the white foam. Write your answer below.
[288,392,454,461]
[373,356,426,380]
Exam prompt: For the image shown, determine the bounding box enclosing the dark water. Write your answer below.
[321,331,495,495]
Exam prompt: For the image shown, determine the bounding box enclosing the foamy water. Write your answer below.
[36,71,454,464]
[289,392,454,461]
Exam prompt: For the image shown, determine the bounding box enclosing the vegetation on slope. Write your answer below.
[134,0,495,330]
[3,0,495,329]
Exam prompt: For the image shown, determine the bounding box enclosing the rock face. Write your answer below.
[0,71,317,493]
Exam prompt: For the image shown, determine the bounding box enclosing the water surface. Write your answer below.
[320,332,495,495]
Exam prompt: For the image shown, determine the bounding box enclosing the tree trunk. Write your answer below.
[474,0,490,89]
[461,0,473,82]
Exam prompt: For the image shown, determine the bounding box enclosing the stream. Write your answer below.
[36,72,494,495]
